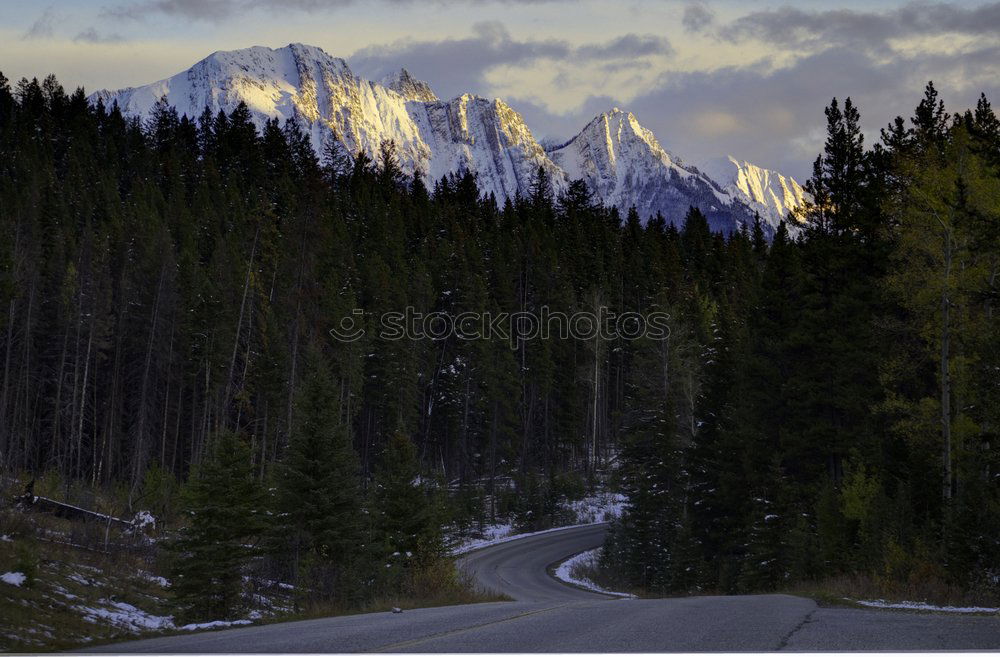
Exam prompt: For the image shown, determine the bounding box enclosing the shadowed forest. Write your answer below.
[1,73,998,619]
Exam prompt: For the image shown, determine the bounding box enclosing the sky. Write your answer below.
[3,0,1000,179]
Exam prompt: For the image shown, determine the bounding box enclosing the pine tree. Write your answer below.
[272,342,364,598]
[371,432,444,578]
[169,430,266,623]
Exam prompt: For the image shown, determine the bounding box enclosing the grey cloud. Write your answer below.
[627,45,999,178]
[350,22,569,97]
[23,7,57,39]
[720,2,1000,52]
[682,3,714,33]
[74,27,126,44]
[350,23,670,100]
[576,34,672,59]
[103,0,563,22]
[512,43,1000,183]
[103,0,245,21]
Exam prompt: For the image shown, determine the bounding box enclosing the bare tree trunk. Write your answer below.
[489,399,498,523]
[18,281,36,472]
[591,335,599,474]
[161,321,175,468]
[133,265,166,493]
[224,227,259,427]
[172,377,182,476]
[0,298,16,470]
[286,302,300,442]
[75,315,93,479]
[941,228,953,502]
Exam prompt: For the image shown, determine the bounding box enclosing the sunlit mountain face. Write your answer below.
[92,43,808,234]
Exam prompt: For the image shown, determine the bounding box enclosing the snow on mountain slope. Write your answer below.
[90,43,806,232]
[380,68,438,103]
[413,94,567,202]
[701,156,808,230]
[90,43,565,203]
[547,109,739,231]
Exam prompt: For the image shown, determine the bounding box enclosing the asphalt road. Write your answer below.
[88,523,1000,652]
[455,523,615,602]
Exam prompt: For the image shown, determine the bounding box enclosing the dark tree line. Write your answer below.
[604,84,1000,597]
[1,72,998,611]
[0,73,703,510]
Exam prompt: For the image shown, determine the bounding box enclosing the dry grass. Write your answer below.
[786,571,1000,610]
[289,559,507,621]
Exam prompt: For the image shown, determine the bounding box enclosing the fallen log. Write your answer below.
[12,480,132,528]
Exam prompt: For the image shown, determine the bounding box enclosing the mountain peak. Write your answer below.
[88,42,806,234]
[379,68,438,102]
[701,156,808,228]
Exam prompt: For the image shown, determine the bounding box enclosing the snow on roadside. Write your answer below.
[451,522,604,556]
[852,599,999,614]
[449,492,626,556]
[177,619,253,631]
[75,596,261,634]
[1,572,26,587]
[449,523,514,555]
[554,548,634,598]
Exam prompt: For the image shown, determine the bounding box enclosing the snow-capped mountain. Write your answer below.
[379,68,438,103]
[700,156,807,229]
[91,43,564,204]
[90,43,806,233]
[548,109,738,231]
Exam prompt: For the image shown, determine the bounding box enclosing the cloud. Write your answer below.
[23,7,57,39]
[74,28,126,44]
[103,0,564,22]
[508,39,1000,183]
[350,22,670,100]
[576,34,672,59]
[719,2,1000,52]
[103,0,243,21]
[682,3,714,33]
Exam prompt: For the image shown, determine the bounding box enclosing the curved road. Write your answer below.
[456,523,614,602]
[90,523,1000,652]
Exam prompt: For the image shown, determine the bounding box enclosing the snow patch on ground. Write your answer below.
[449,492,626,556]
[852,598,1000,614]
[77,600,174,632]
[566,492,627,524]
[177,619,253,631]
[76,597,261,634]
[449,523,514,555]
[138,571,170,587]
[53,585,79,600]
[1,572,26,587]
[553,548,635,598]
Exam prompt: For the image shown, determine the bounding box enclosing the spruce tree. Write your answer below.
[169,431,266,623]
[371,432,444,579]
[273,342,364,599]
